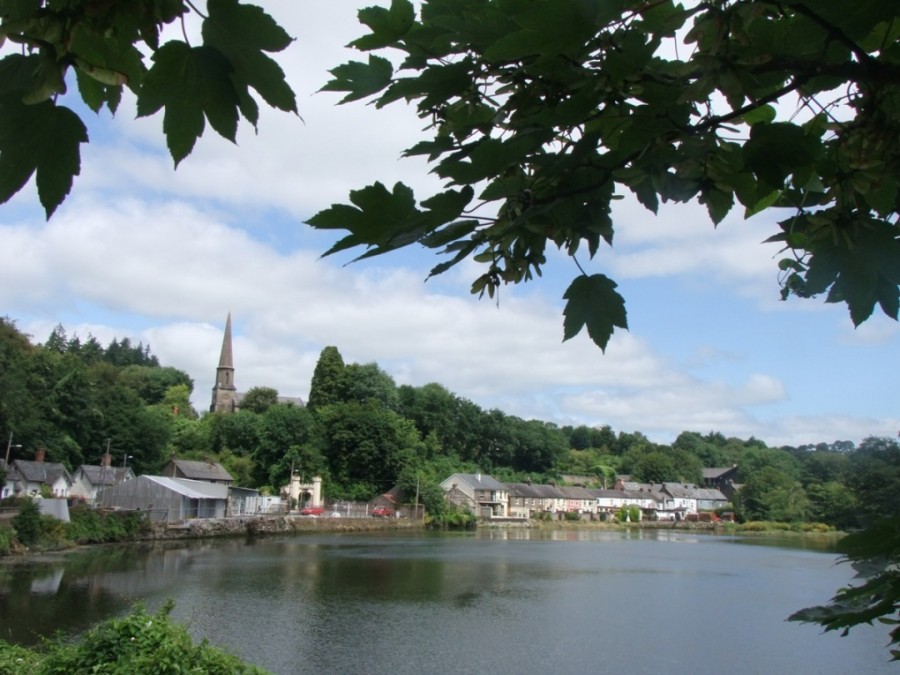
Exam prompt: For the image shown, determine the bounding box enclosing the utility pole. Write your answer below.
[414,475,420,521]
[5,432,22,465]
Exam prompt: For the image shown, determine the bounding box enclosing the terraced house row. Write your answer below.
[440,472,735,522]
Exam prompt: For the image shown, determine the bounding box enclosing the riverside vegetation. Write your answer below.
[0,603,264,675]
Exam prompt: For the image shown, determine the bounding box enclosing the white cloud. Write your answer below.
[1,1,896,454]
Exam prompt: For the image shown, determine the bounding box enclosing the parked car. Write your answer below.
[300,506,324,516]
[371,506,394,518]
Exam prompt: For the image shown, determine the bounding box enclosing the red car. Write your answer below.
[371,506,394,518]
[300,506,324,516]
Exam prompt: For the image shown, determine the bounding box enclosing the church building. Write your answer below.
[209,313,304,413]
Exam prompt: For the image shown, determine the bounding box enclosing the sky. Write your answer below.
[0,2,897,449]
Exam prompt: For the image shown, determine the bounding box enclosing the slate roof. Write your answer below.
[506,482,565,499]
[78,465,132,487]
[166,459,233,483]
[702,466,738,480]
[558,485,596,500]
[9,460,71,485]
[619,480,656,492]
[659,482,728,501]
[444,473,508,491]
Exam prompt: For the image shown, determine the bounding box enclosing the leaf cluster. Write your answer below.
[0,0,297,217]
[313,0,900,349]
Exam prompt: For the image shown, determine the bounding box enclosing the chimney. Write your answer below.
[101,453,112,467]
[35,448,46,463]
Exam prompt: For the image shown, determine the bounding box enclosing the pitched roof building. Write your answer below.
[162,458,234,485]
[70,453,135,502]
[3,450,72,498]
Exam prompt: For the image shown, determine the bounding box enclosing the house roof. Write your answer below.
[9,460,72,485]
[506,482,563,499]
[77,465,132,487]
[145,475,229,499]
[619,480,656,492]
[659,483,727,501]
[558,485,595,500]
[702,466,738,479]
[168,459,233,482]
[444,473,508,491]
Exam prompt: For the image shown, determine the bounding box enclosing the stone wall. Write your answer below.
[147,515,422,540]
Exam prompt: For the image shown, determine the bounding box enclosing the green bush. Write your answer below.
[2,602,268,674]
[564,511,581,521]
[426,504,476,529]
[0,525,11,556]
[12,499,42,546]
[66,505,150,544]
[615,506,640,523]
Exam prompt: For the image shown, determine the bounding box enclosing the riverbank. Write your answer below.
[1,505,841,560]
[150,514,424,539]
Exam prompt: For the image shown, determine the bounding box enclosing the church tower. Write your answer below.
[210,312,239,413]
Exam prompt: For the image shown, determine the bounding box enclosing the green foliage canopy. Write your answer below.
[306,346,346,411]
[0,0,296,218]
[311,0,900,350]
[239,386,280,414]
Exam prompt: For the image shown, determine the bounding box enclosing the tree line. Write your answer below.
[1,316,897,527]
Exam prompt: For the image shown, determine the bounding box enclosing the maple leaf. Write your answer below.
[562,274,628,351]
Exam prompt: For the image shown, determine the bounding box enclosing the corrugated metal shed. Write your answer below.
[96,475,228,522]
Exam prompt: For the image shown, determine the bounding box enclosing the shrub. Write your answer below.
[36,602,267,674]
[0,641,42,674]
[0,525,11,556]
[564,510,581,522]
[12,499,42,546]
[426,504,476,529]
[615,506,639,523]
[66,505,150,544]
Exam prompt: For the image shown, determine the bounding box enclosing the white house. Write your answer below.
[70,455,134,503]
[4,451,72,498]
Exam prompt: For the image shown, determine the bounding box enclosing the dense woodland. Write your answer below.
[1,317,897,528]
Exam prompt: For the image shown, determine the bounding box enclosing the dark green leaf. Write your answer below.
[309,182,423,258]
[562,274,628,351]
[0,99,87,218]
[743,122,823,190]
[321,56,393,104]
[740,104,777,126]
[137,42,240,166]
[351,0,416,50]
[699,187,733,225]
[203,0,297,114]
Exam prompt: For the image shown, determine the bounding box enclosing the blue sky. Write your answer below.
[0,2,897,448]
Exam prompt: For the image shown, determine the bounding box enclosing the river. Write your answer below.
[0,528,894,674]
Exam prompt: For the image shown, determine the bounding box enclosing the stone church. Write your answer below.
[210,313,304,413]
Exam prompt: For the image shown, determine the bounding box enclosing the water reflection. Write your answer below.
[0,530,888,675]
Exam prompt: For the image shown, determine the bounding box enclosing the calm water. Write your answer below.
[0,529,894,674]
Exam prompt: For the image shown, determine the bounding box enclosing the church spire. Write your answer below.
[210,312,238,413]
[218,311,234,370]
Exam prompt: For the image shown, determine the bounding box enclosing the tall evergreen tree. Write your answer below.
[306,346,345,411]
